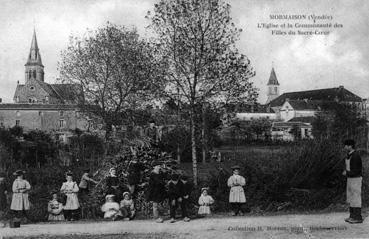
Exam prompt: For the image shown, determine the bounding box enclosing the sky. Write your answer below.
[0,0,368,103]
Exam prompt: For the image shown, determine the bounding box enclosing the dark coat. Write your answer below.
[0,181,7,211]
[179,180,192,197]
[127,162,145,185]
[346,151,362,178]
[167,181,182,200]
[146,172,167,203]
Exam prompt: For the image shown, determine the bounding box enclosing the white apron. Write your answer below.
[227,175,246,203]
[61,181,80,210]
[346,177,362,207]
[10,179,31,211]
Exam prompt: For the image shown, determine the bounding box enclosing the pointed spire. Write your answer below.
[26,28,43,66]
[267,67,279,86]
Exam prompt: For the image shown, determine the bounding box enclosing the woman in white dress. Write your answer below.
[60,171,80,221]
[198,187,214,216]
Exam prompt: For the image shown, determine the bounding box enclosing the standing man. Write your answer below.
[146,162,167,223]
[343,139,363,223]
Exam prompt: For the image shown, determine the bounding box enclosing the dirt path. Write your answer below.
[1,212,369,239]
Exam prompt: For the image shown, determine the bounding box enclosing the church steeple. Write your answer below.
[266,67,280,104]
[25,28,44,83]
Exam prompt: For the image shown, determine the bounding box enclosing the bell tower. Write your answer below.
[266,67,280,104]
[25,29,44,83]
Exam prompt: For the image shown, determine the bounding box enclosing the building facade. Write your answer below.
[0,30,89,134]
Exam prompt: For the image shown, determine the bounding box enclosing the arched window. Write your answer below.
[33,70,36,79]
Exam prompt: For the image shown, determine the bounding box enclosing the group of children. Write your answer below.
[1,163,247,223]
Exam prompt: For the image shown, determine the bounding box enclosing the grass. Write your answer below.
[4,233,175,239]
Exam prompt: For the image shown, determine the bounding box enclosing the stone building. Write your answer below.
[0,30,90,135]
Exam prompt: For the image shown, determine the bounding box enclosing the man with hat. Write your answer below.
[343,139,363,223]
[10,170,31,221]
[227,165,246,216]
[146,161,167,223]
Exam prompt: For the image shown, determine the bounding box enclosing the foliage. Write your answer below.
[58,23,166,134]
[147,0,258,185]
[202,140,353,212]
[312,102,367,143]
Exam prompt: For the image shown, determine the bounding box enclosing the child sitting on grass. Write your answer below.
[48,192,65,221]
[120,192,135,221]
[101,195,122,220]
[198,187,214,217]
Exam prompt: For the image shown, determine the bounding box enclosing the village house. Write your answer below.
[0,30,90,139]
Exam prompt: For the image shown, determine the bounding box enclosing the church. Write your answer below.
[0,30,90,133]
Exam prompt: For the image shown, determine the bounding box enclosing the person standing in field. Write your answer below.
[227,165,246,216]
[343,139,363,223]
[146,162,166,223]
[0,172,8,214]
[10,170,31,221]
[60,171,80,221]
[79,168,98,196]
[198,187,214,216]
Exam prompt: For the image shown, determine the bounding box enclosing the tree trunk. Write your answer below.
[190,109,198,186]
[177,144,181,164]
[202,104,207,164]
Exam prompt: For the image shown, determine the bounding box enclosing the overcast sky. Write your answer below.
[0,0,368,103]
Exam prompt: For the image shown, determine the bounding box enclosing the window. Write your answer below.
[30,86,35,91]
[274,87,277,93]
[45,96,49,103]
[59,119,65,128]
[28,98,36,103]
[59,111,64,117]
[15,120,20,126]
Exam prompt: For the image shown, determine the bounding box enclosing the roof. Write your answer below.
[0,103,79,110]
[269,86,362,107]
[25,29,43,66]
[15,81,81,103]
[267,67,279,86]
[50,84,82,103]
[288,116,316,124]
[286,100,322,110]
[272,121,312,128]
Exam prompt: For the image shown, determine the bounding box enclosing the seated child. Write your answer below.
[120,192,135,221]
[198,187,214,216]
[101,195,122,220]
[48,192,65,221]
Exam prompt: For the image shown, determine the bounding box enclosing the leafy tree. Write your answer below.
[312,102,367,144]
[58,23,165,137]
[147,0,258,185]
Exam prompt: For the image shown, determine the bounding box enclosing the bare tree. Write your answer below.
[147,0,258,185]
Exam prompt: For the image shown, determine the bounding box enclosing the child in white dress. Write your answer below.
[198,187,214,216]
[101,194,122,220]
[60,171,80,221]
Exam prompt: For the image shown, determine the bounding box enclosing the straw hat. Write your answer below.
[13,170,26,176]
[123,191,130,198]
[201,187,209,193]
